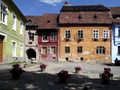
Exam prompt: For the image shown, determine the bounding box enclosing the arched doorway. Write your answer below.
[26,48,36,59]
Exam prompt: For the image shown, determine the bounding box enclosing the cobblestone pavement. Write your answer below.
[0,61,120,90]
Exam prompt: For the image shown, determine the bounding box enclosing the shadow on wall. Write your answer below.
[0,69,120,90]
[26,48,36,59]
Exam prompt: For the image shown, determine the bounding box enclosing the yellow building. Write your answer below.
[58,5,112,63]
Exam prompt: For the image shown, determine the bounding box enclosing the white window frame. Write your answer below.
[1,1,7,25]
[12,13,17,31]
[20,20,23,35]
[20,43,23,57]
[41,46,48,54]
[50,32,57,40]
[12,40,17,57]
[92,30,99,39]
[103,30,109,38]
[118,27,120,37]
[42,32,48,42]
[77,30,83,39]
[96,46,105,54]
[50,46,57,54]
[64,30,71,39]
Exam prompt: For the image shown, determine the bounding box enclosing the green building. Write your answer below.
[0,0,27,63]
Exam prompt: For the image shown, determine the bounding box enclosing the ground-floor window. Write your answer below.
[50,46,57,54]
[118,46,120,55]
[20,43,23,57]
[77,46,82,53]
[42,47,47,54]
[96,46,105,54]
[65,46,70,53]
[12,41,17,57]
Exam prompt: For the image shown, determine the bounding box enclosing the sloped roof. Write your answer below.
[60,5,110,12]
[59,11,112,25]
[111,7,120,16]
[26,13,59,29]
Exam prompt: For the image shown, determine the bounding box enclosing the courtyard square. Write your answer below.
[0,61,120,90]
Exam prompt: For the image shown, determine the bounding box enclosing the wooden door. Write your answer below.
[0,37,3,63]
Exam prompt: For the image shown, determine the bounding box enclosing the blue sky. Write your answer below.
[14,0,120,16]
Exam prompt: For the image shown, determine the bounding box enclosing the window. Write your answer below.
[20,43,23,57]
[28,32,34,41]
[65,30,71,39]
[12,13,16,30]
[77,46,82,53]
[42,47,47,54]
[103,30,109,38]
[50,46,57,54]
[118,46,120,55]
[78,30,83,39]
[118,27,120,37]
[50,32,57,40]
[1,2,7,24]
[42,33,48,41]
[65,46,70,53]
[20,21,23,34]
[93,30,99,39]
[96,46,105,54]
[12,41,17,57]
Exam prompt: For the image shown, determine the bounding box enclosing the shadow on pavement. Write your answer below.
[0,69,120,90]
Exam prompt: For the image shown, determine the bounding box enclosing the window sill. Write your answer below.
[1,21,7,26]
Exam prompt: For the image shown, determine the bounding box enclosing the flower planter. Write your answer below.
[75,66,81,74]
[39,64,46,72]
[10,64,24,80]
[99,68,113,84]
[57,70,70,83]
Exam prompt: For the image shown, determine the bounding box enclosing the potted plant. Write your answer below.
[39,64,46,72]
[75,66,81,74]
[99,68,113,84]
[10,64,24,80]
[57,70,71,83]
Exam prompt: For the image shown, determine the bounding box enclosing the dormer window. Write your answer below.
[78,15,81,19]
[28,19,32,22]
[47,20,50,23]
[94,14,97,19]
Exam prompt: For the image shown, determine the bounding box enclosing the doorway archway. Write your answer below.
[26,48,36,59]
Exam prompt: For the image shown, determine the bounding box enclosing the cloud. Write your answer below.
[39,0,64,6]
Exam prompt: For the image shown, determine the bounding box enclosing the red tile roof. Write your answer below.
[26,13,59,29]
[59,11,112,25]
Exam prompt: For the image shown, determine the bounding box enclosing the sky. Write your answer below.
[13,0,120,16]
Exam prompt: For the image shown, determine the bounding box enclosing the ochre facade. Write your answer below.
[59,25,112,63]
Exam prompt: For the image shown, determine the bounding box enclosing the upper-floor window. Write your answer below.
[96,46,105,54]
[42,33,48,42]
[77,46,82,53]
[78,30,83,39]
[118,27,120,37]
[50,32,57,40]
[65,30,71,39]
[20,20,23,35]
[92,30,99,39]
[65,46,70,53]
[103,30,109,38]
[28,31,34,41]
[12,13,17,30]
[1,2,7,24]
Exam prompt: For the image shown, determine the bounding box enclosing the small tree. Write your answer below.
[99,68,113,84]
[10,64,24,80]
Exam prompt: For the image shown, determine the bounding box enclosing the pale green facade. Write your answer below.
[0,0,26,63]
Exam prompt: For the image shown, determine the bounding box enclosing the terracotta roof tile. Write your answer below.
[26,13,59,29]
[111,7,120,16]
[59,11,112,24]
